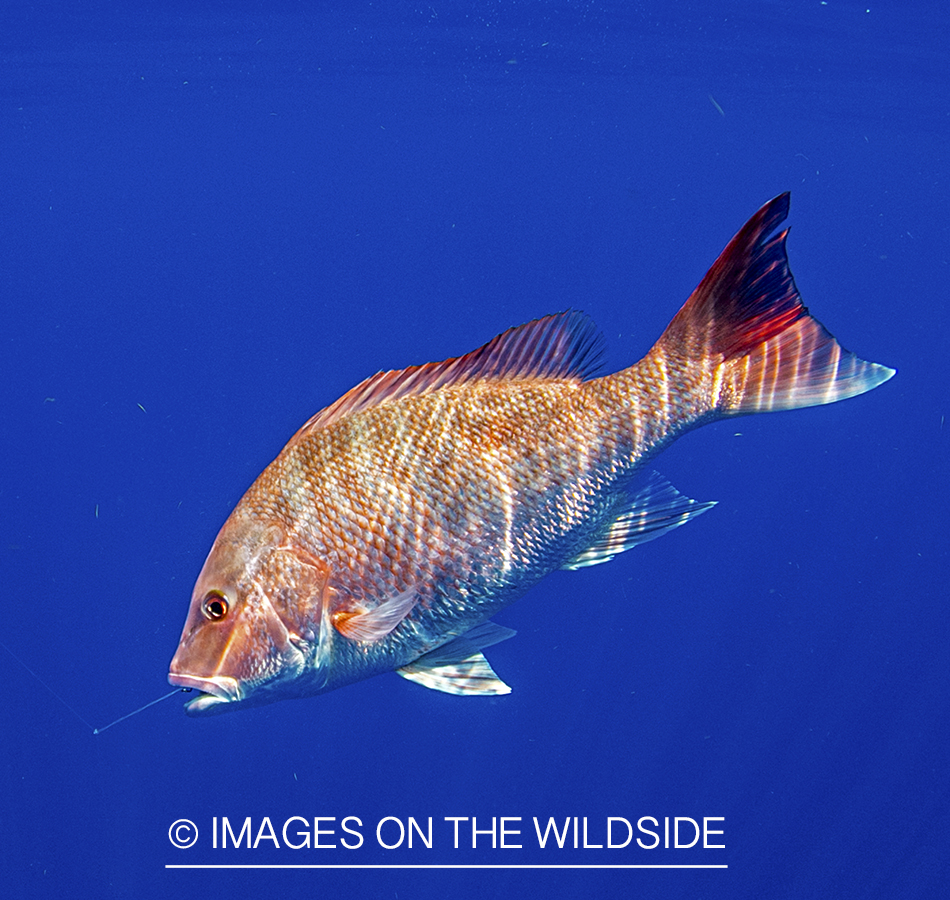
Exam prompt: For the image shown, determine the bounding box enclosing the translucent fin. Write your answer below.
[653,193,895,415]
[333,587,417,643]
[563,472,716,569]
[720,314,896,413]
[415,621,517,664]
[398,652,512,696]
[396,620,516,696]
[292,311,604,437]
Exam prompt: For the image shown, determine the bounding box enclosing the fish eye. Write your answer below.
[201,591,229,621]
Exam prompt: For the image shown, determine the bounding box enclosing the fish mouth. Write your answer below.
[167,673,243,715]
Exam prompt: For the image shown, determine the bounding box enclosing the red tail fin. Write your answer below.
[657,193,894,414]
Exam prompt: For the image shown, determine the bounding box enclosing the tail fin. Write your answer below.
[656,193,895,415]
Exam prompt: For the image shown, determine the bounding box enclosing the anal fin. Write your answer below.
[563,472,715,569]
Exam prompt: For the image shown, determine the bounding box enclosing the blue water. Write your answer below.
[2,3,946,898]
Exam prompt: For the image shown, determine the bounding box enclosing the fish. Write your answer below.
[168,193,894,716]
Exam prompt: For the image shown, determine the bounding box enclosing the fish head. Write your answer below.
[168,512,330,716]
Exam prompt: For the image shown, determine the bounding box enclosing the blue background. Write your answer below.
[1,2,946,897]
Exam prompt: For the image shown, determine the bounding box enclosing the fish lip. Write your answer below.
[167,673,243,703]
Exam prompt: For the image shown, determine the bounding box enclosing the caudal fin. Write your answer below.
[656,193,895,415]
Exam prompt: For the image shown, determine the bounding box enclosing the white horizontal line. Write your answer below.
[165,864,727,870]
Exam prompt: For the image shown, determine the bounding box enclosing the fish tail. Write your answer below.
[646,193,894,420]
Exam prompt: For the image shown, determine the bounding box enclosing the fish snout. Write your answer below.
[167,672,242,702]
[166,670,244,716]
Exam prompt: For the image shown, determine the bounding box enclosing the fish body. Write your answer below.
[169,194,894,715]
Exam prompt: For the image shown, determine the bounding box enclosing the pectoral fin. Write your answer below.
[397,620,516,696]
[333,587,417,642]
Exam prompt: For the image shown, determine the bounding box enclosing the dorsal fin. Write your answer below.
[295,311,604,435]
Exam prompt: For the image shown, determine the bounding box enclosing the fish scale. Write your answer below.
[169,194,894,715]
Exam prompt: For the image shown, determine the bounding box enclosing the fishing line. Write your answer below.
[93,688,187,734]
[0,638,189,734]
[0,637,96,730]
